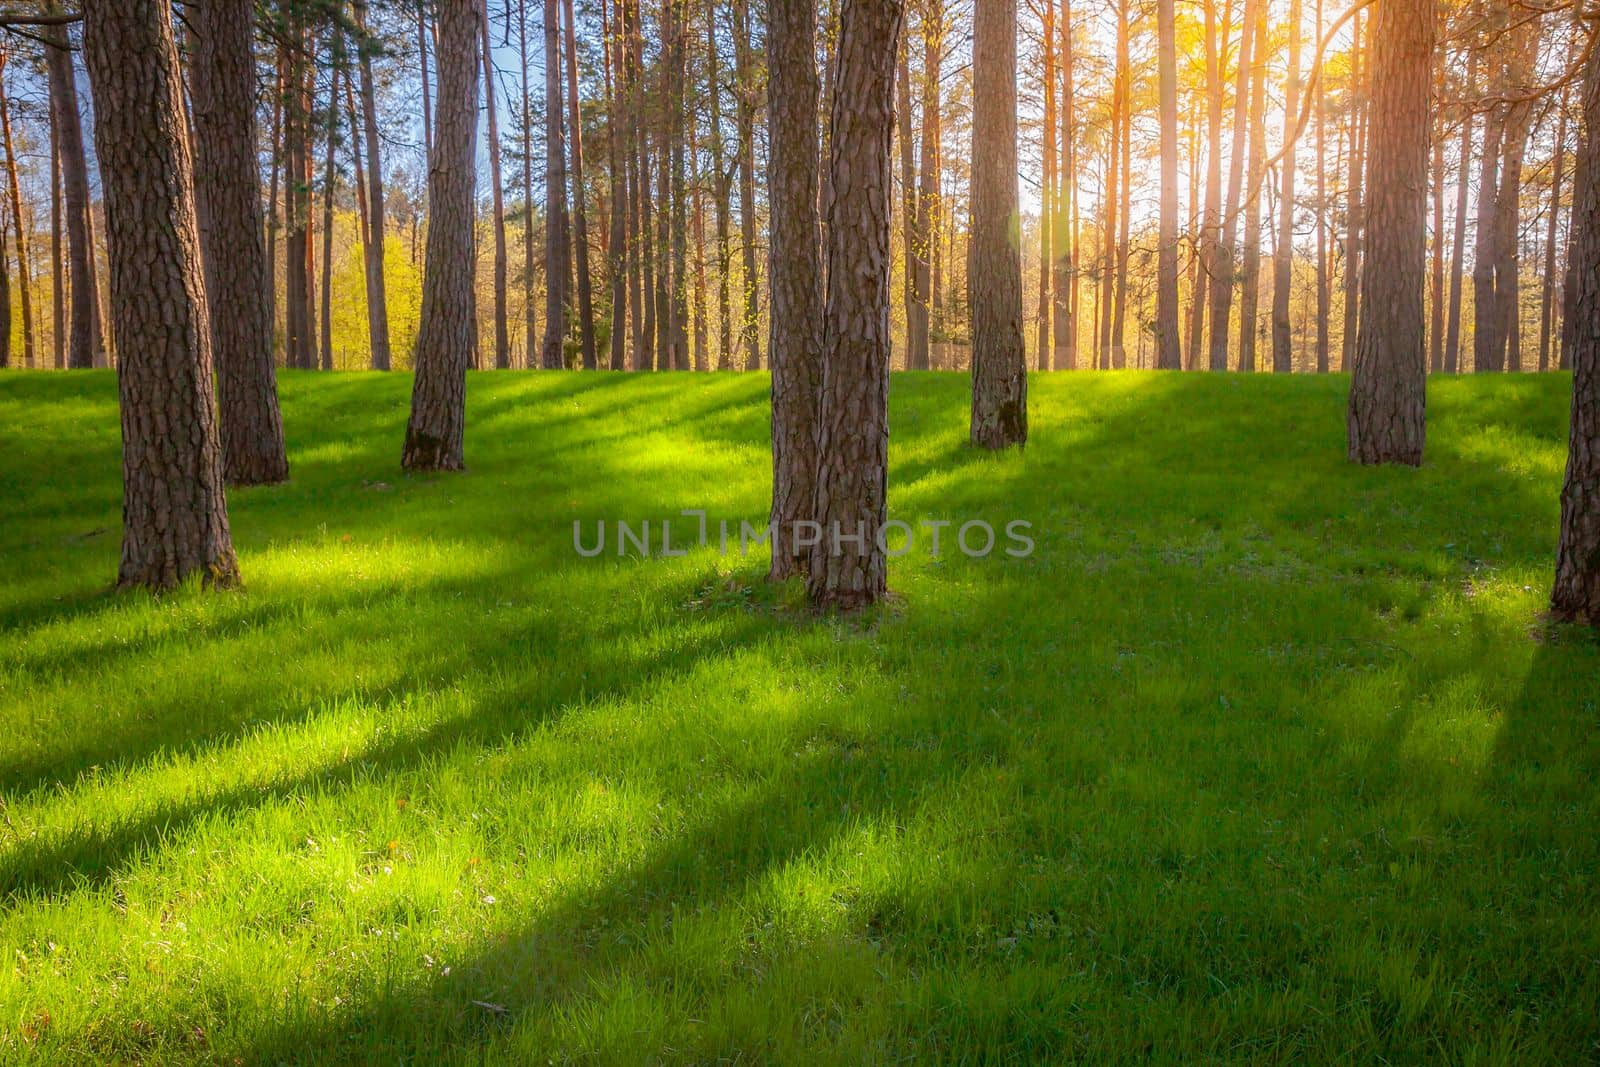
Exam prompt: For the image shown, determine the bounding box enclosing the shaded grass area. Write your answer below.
[0,369,1596,1063]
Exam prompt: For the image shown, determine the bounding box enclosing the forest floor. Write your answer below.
[1,370,1597,1063]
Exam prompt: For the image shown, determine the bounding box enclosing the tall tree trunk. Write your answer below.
[1540,83,1570,373]
[706,0,734,369]
[1444,49,1475,373]
[1552,38,1600,623]
[897,37,921,369]
[767,0,824,580]
[1270,0,1300,373]
[1347,0,1432,466]
[1036,0,1056,370]
[0,215,9,368]
[1052,0,1077,369]
[1472,102,1506,372]
[0,48,36,369]
[808,0,902,611]
[564,0,600,369]
[1313,0,1330,371]
[478,0,510,369]
[1112,0,1132,369]
[1190,0,1222,370]
[1238,0,1267,372]
[1154,0,1181,369]
[83,0,239,590]
[267,60,283,365]
[689,107,709,371]
[403,0,480,470]
[1341,11,1364,372]
[970,0,1028,443]
[734,0,761,369]
[192,0,289,485]
[1098,3,1123,370]
[921,2,944,334]
[283,27,316,370]
[1210,0,1256,370]
[519,0,540,368]
[543,0,572,368]
[354,0,393,370]
[50,108,63,370]
[668,0,692,371]
[604,0,628,369]
[44,14,104,371]
[319,58,340,372]
[1428,58,1445,373]
[418,0,435,156]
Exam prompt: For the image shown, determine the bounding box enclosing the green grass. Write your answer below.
[1,369,1597,1063]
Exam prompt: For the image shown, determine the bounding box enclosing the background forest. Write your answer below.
[0,0,1584,377]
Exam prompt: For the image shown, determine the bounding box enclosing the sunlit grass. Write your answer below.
[0,369,1596,1063]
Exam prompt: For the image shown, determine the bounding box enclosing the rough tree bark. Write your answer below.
[766,0,824,581]
[808,0,903,610]
[82,0,239,590]
[403,0,480,470]
[1347,0,1433,466]
[969,0,1028,441]
[1552,40,1600,623]
[192,0,289,485]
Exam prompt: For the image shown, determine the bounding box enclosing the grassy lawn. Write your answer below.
[1,370,1596,1063]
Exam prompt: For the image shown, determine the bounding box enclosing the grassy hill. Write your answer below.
[1,370,1596,1062]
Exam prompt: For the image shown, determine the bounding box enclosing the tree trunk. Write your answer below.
[1539,83,1569,373]
[706,0,734,369]
[43,15,104,371]
[319,58,340,371]
[476,0,510,369]
[1210,0,1256,370]
[1428,58,1445,373]
[1340,12,1364,372]
[1270,0,1300,373]
[418,0,435,156]
[1444,49,1475,373]
[1190,0,1222,370]
[1347,0,1432,466]
[1111,0,1132,368]
[807,0,902,611]
[519,0,540,368]
[1552,39,1600,623]
[920,3,944,336]
[604,0,628,369]
[1313,0,1330,372]
[352,0,393,370]
[969,0,1028,442]
[403,0,480,470]
[1036,0,1055,371]
[1052,0,1076,369]
[267,59,283,365]
[669,0,692,371]
[1154,0,1181,369]
[543,0,571,368]
[192,0,289,485]
[1238,0,1267,372]
[0,48,36,369]
[1472,102,1506,373]
[734,0,761,369]
[897,37,922,369]
[83,0,239,590]
[564,0,599,369]
[283,27,317,370]
[50,107,63,370]
[767,0,825,580]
